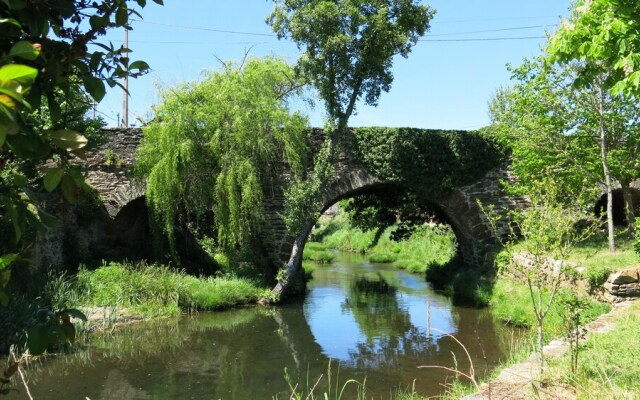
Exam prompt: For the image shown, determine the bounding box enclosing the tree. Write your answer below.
[483,174,595,373]
[268,0,434,130]
[264,0,434,301]
[548,0,640,97]
[488,57,640,250]
[0,0,159,362]
[136,57,309,261]
[0,0,161,302]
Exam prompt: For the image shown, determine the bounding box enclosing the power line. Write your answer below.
[130,18,554,40]
[420,36,546,42]
[424,25,556,37]
[434,15,561,24]
[130,18,276,37]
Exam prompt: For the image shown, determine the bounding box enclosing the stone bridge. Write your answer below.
[61,127,530,274]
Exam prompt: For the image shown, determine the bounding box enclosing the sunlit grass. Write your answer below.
[544,301,640,399]
[309,214,456,274]
[490,278,610,338]
[75,262,265,317]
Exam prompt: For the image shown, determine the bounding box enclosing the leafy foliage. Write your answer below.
[268,0,435,129]
[483,174,597,371]
[1,0,160,242]
[265,0,434,300]
[26,307,87,355]
[548,0,640,97]
[137,57,310,257]
[488,56,640,248]
[347,127,505,233]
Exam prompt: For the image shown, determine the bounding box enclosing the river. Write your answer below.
[6,252,517,399]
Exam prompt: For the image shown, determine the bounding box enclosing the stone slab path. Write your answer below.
[462,300,637,400]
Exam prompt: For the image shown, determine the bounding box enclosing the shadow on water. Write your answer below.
[4,252,522,400]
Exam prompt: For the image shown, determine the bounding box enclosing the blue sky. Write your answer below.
[96,1,572,130]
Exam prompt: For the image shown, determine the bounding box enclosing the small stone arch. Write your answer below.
[594,188,640,226]
[103,179,146,218]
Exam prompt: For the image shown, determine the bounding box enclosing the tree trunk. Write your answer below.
[260,218,316,304]
[598,86,615,252]
[537,321,545,373]
[621,180,636,238]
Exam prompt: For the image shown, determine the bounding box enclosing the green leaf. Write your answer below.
[7,0,27,11]
[0,79,29,106]
[60,175,77,203]
[0,253,18,270]
[6,133,49,159]
[136,0,146,7]
[116,6,128,26]
[2,200,21,242]
[43,168,64,192]
[0,64,37,87]
[58,308,88,322]
[37,208,57,229]
[82,75,105,102]
[129,60,150,71]
[152,0,163,5]
[9,41,40,61]
[0,290,8,306]
[26,325,49,355]
[49,129,88,151]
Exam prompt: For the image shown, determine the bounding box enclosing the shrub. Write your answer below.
[584,264,612,291]
[368,253,397,263]
[302,249,335,263]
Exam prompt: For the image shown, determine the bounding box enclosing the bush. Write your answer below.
[368,252,397,263]
[584,264,612,291]
[302,249,335,263]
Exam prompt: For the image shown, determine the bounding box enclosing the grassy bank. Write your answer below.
[307,214,456,274]
[72,262,266,318]
[545,301,640,399]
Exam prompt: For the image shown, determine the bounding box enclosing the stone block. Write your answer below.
[607,268,640,284]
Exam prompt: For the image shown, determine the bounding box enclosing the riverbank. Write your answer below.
[0,261,267,353]
[463,299,639,400]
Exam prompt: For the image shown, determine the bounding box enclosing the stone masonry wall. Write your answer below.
[37,127,523,272]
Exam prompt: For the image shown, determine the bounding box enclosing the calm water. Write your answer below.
[8,252,516,399]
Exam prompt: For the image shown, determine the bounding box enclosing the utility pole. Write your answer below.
[122,22,129,128]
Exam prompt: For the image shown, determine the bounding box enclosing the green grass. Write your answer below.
[302,249,336,263]
[368,252,397,263]
[490,277,611,338]
[567,228,639,271]
[544,301,640,399]
[310,214,457,274]
[75,262,265,317]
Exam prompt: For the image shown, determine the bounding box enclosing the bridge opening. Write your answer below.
[108,196,154,262]
[303,184,466,290]
[594,188,640,226]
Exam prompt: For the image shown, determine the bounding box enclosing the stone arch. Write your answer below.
[311,165,512,269]
[594,188,640,226]
[103,179,146,218]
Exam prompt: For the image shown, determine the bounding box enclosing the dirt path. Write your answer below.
[462,300,638,400]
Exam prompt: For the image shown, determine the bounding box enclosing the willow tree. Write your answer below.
[136,57,309,260]
[264,0,434,301]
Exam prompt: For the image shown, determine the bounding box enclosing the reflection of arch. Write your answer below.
[595,188,640,226]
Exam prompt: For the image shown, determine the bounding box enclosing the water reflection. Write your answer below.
[5,253,517,400]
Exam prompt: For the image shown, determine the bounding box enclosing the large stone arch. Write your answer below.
[264,158,526,273]
[314,163,522,269]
